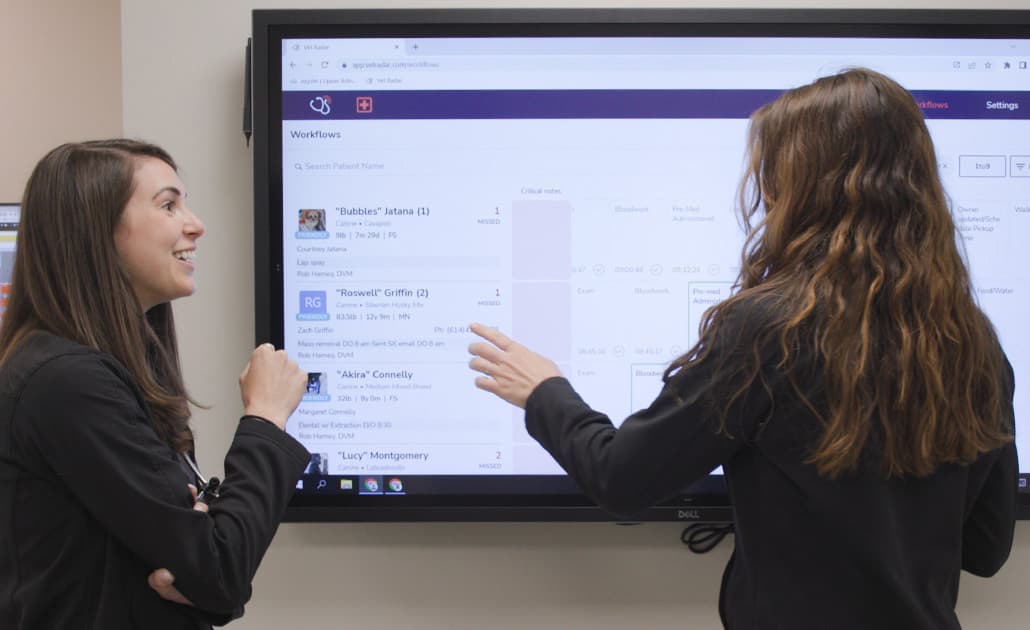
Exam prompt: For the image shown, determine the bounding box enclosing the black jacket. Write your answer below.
[0,332,310,629]
[524,310,1017,630]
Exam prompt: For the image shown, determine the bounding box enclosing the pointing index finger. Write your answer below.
[469,322,513,350]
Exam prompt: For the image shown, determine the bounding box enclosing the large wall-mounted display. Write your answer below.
[252,9,1030,521]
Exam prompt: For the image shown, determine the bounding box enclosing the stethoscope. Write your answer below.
[309,96,331,115]
[181,453,221,504]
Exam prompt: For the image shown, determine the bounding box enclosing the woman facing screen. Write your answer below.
[468,68,1017,629]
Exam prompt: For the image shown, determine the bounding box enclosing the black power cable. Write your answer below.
[680,522,734,553]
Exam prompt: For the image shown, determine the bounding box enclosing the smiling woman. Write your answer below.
[114,156,205,311]
[0,139,312,630]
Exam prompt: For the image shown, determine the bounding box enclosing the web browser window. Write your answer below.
[277,36,1030,482]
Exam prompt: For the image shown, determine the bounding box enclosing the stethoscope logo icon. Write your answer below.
[309,96,331,116]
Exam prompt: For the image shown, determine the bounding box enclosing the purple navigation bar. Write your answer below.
[283,89,1030,121]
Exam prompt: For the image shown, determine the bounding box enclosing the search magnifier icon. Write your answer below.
[316,479,327,490]
[293,163,303,171]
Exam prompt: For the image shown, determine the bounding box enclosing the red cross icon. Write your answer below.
[356,96,373,113]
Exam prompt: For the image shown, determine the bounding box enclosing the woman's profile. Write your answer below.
[0,139,311,629]
[468,68,1017,629]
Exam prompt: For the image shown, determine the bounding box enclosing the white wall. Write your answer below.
[116,1,1030,628]
[0,0,121,200]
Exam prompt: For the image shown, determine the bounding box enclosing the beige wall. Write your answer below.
[0,0,122,201]
[9,0,1030,628]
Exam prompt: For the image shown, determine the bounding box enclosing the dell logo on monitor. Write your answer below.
[677,509,703,520]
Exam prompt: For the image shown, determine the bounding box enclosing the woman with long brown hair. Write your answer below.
[468,69,1016,628]
[0,139,310,629]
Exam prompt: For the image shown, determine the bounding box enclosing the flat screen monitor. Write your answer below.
[0,203,18,322]
[251,9,1030,521]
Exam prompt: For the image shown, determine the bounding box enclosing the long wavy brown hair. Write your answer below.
[0,139,195,452]
[666,68,1012,478]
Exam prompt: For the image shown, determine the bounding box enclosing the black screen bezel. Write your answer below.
[252,8,1030,522]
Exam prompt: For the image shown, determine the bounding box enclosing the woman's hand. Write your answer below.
[239,343,307,430]
[147,484,208,605]
[467,322,562,409]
